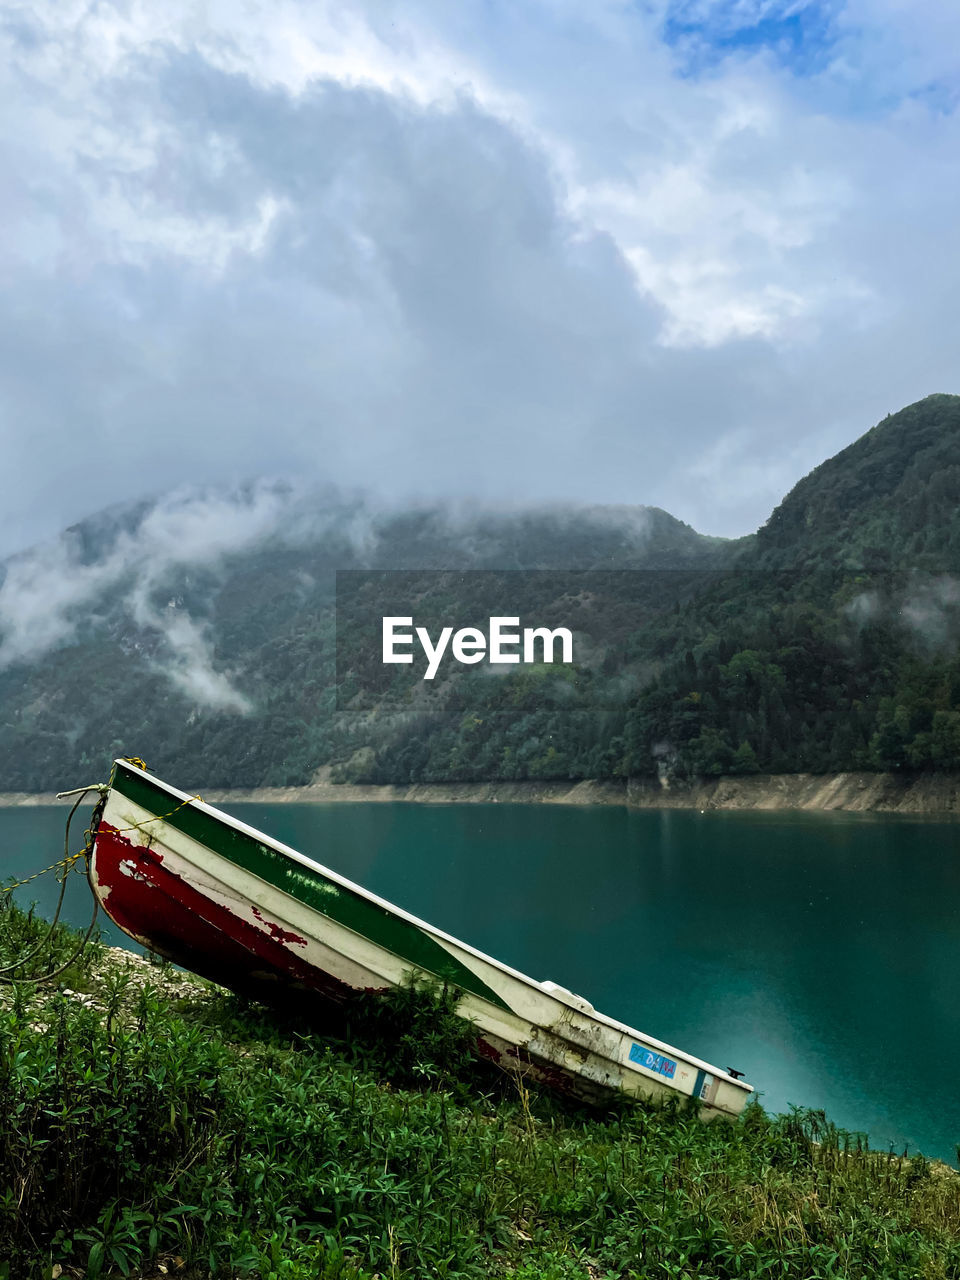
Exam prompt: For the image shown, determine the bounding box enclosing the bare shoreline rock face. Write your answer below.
[5,771,960,813]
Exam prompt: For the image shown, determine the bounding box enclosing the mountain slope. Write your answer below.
[756,393,960,570]
[0,494,733,790]
[622,395,960,781]
[2,395,960,793]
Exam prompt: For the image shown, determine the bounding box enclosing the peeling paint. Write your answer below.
[251,905,308,947]
[90,821,336,997]
[119,859,154,885]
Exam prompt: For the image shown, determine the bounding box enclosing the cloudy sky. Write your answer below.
[1,0,957,553]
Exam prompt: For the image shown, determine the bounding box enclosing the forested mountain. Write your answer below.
[756,394,960,570]
[622,394,960,780]
[1,394,959,792]
[0,494,731,790]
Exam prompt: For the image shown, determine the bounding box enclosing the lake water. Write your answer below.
[3,801,959,1163]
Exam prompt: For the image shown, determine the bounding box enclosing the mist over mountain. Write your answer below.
[2,394,959,792]
[0,488,730,790]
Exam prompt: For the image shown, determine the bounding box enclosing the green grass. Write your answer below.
[1,896,959,1280]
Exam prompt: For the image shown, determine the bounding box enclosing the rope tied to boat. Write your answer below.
[1,847,89,895]
[0,785,106,985]
[0,757,199,986]
[109,792,205,837]
[0,788,105,898]
[108,755,204,840]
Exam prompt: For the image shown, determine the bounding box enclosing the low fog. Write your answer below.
[0,484,675,709]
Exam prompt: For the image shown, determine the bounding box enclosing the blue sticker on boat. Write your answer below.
[629,1044,677,1078]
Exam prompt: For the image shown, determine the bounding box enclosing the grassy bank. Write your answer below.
[1,898,958,1280]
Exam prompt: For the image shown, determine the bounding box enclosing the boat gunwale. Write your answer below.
[106,759,752,1094]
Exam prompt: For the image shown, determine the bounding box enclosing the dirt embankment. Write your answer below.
[8,771,960,812]
[623,771,960,813]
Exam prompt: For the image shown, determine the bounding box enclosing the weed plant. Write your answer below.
[0,899,959,1279]
[0,888,103,989]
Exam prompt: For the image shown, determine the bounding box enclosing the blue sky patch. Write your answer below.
[662,1,839,77]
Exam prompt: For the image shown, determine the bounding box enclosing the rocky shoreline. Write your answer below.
[4,769,960,812]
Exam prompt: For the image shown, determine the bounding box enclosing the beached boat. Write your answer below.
[87,758,753,1118]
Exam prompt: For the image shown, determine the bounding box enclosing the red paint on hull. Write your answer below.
[91,822,360,1004]
[89,819,629,1106]
[251,905,308,947]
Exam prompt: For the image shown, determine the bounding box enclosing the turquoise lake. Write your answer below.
[4,801,958,1163]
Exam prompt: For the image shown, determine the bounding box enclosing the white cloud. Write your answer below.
[0,0,957,549]
[0,485,291,708]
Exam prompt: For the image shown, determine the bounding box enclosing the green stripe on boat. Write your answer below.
[111,763,511,1011]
